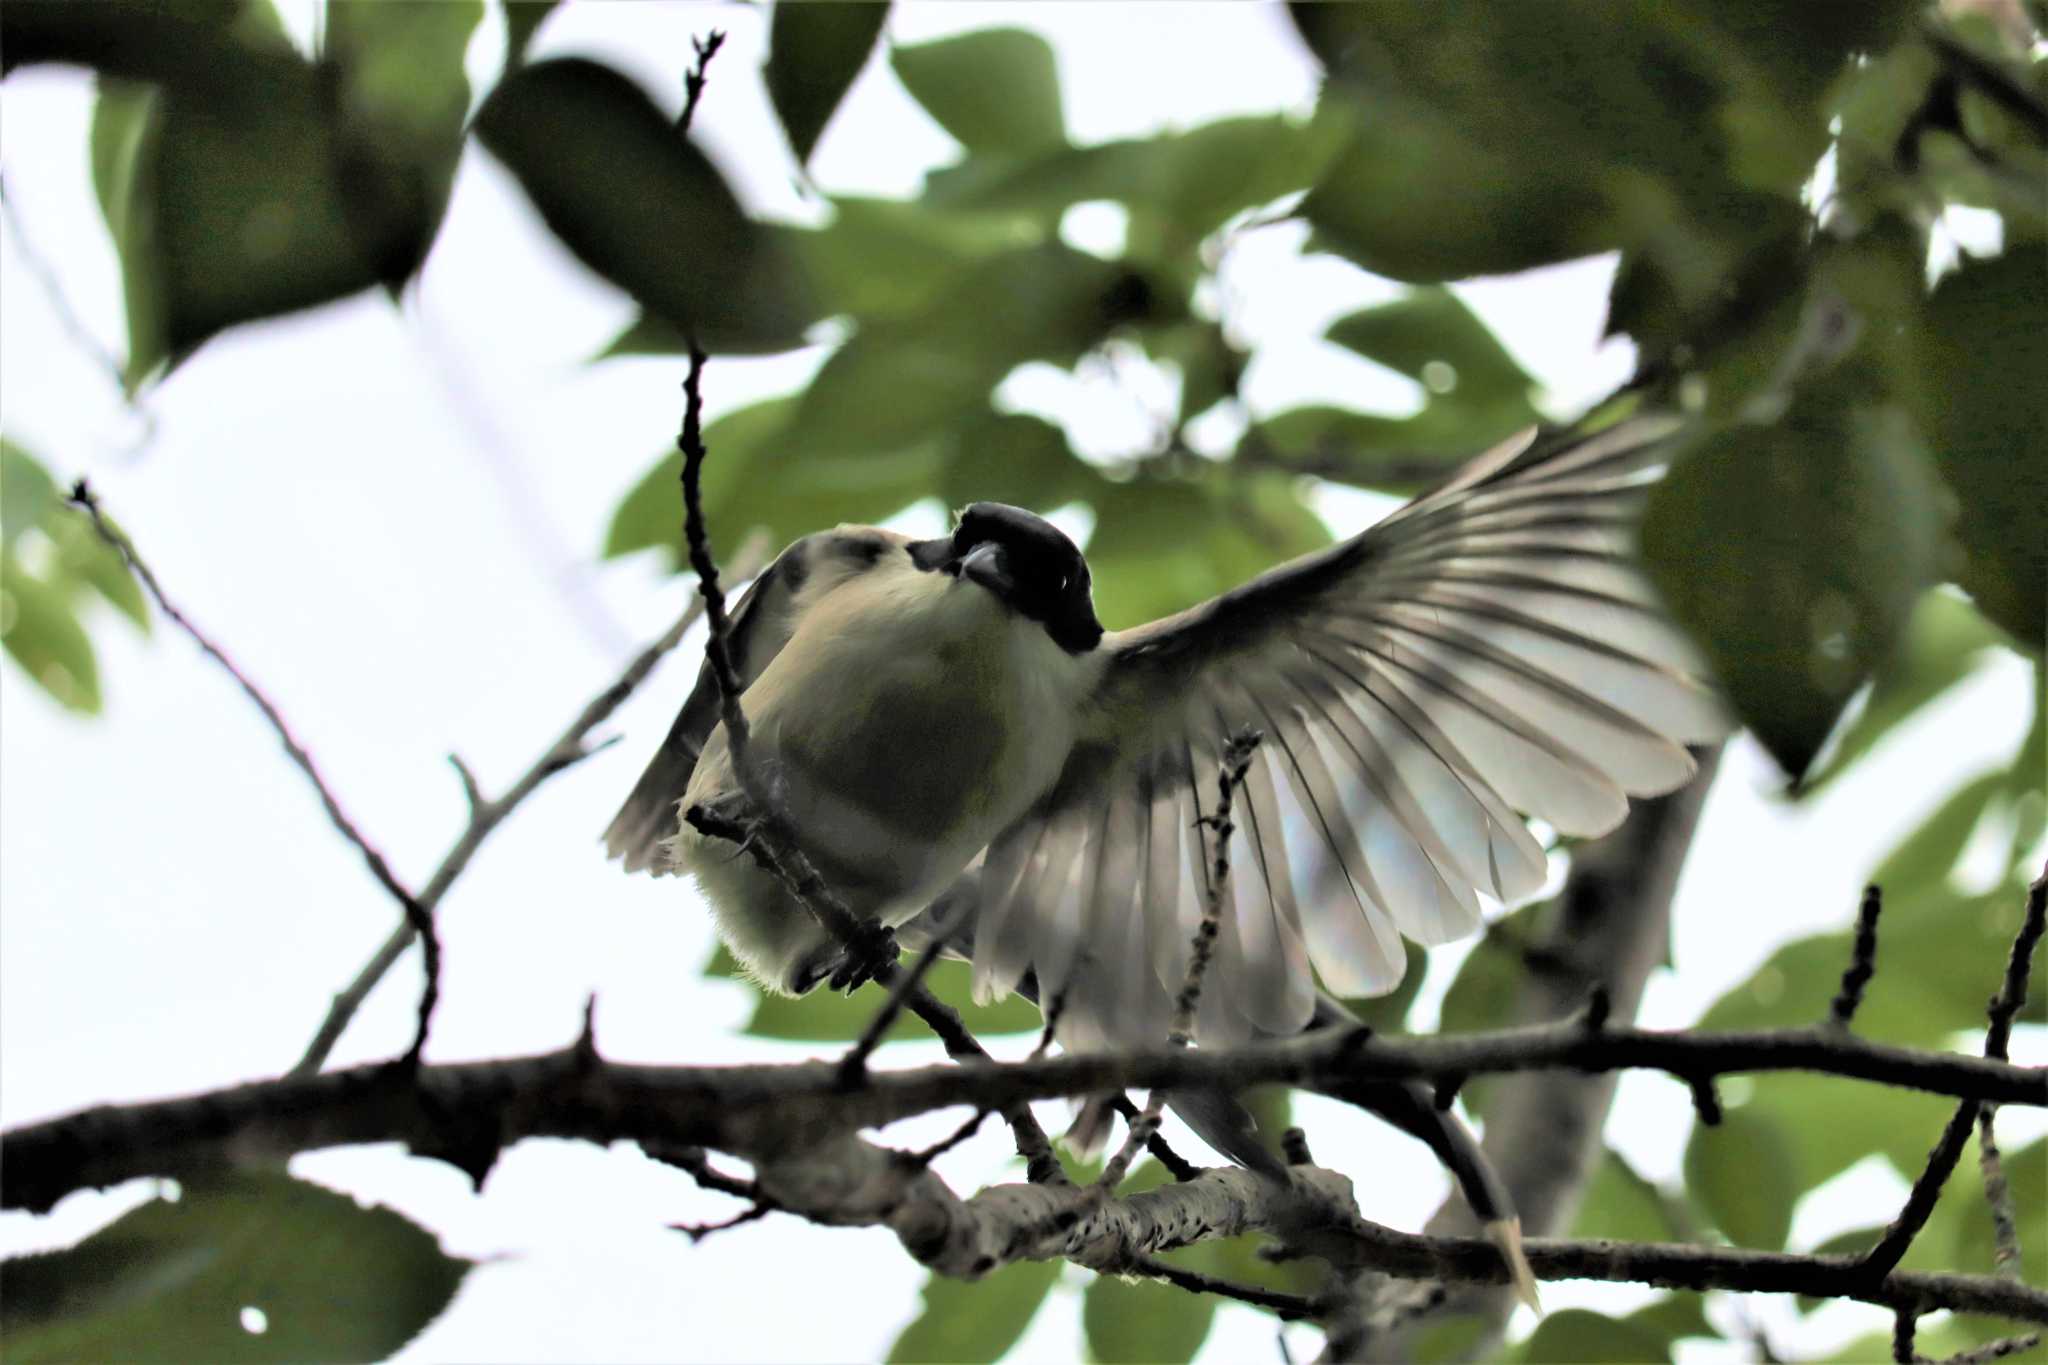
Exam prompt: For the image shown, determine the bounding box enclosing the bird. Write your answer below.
[605,411,1725,1305]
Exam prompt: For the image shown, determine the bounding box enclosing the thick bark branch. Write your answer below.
[6,1018,2039,1217]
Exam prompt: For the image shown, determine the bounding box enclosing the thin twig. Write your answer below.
[1830,885,1884,1029]
[0,171,138,405]
[1130,1256,1320,1320]
[1098,730,1262,1192]
[673,1203,772,1241]
[673,342,1064,1184]
[286,537,765,1077]
[905,1109,991,1168]
[1109,1095,1202,1182]
[677,30,725,134]
[66,482,443,1068]
[842,929,955,1083]
[1977,1108,2023,1280]
[1861,868,2045,1279]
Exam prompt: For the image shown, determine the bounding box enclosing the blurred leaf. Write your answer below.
[325,0,483,271]
[1872,770,2008,896]
[937,410,1106,513]
[501,0,557,66]
[1083,1160,1216,1362]
[1516,1307,1673,1364]
[1325,288,1536,422]
[1571,1148,1687,1245]
[1248,405,1507,492]
[476,59,815,353]
[1,555,102,714]
[925,113,1345,254]
[72,7,435,384]
[1,439,60,544]
[49,514,150,630]
[891,29,1066,158]
[1084,474,1330,631]
[1684,1103,1799,1250]
[702,943,1040,1041]
[1144,322,1243,426]
[765,1,887,165]
[605,395,800,564]
[1083,1271,1212,1364]
[90,81,166,390]
[888,1258,1062,1364]
[1803,591,2011,790]
[0,1169,468,1363]
[1302,96,1614,284]
[780,246,1171,461]
[1642,370,1950,782]
[1625,1292,1718,1346]
[1909,249,2047,650]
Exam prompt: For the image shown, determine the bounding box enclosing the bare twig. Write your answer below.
[286,536,766,1077]
[1830,885,1884,1029]
[906,1109,991,1168]
[1099,730,1262,1191]
[0,172,137,405]
[673,1203,772,1241]
[673,341,1063,1184]
[677,29,725,134]
[66,482,443,1068]
[1129,1256,1320,1320]
[1110,1095,1203,1182]
[841,933,954,1082]
[1977,1109,2023,1280]
[1861,868,2045,1279]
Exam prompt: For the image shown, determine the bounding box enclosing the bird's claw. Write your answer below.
[828,923,899,993]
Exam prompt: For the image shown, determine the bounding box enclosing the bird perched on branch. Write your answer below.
[606,412,1726,1308]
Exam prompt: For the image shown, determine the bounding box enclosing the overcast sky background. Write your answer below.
[0,4,2038,1362]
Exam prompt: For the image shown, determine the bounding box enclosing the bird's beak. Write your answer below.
[956,541,1014,597]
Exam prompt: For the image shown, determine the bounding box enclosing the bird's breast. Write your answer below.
[732,568,1093,912]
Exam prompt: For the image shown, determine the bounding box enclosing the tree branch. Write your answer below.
[5,1035,2043,1329]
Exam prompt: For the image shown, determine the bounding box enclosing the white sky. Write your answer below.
[0,4,2038,1362]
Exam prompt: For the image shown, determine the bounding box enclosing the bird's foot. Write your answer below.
[828,921,899,994]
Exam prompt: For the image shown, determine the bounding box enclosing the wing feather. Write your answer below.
[950,414,1723,1053]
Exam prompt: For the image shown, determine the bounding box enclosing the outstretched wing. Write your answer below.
[603,547,807,873]
[962,414,1726,1047]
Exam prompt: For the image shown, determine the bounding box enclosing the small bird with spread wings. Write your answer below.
[606,412,1724,1293]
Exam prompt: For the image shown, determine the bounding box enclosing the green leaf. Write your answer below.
[1303,109,1613,284]
[924,113,1346,255]
[937,410,1105,513]
[90,80,167,390]
[888,1258,1062,1364]
[0,438,60,544]
[1571,1148,1686,1245]
[1683,1102,1799,1250]
[1642,372,1951,782]
[766,1,887,165]
[325,0,483,271]
[703,943,1040,1042]
[501,0,557,66]
[1803,591,2010,790]
[1909,250,2048,650]
[0,1169,469,1363]
[891,29,1066,158]
[1,555,102,714]
[1624,1292,1718,1347]
[1516,1307,1674,1364]
[779,245,1171,461]
[476,59,815,353]
[1083,1269,1214,1364]
[1248,405,1510,493]
[1326,289,1535,416]
[49,513,150,630]
[1083,474,1331,631]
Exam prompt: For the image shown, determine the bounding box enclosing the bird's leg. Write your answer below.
[826,920,899,994]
